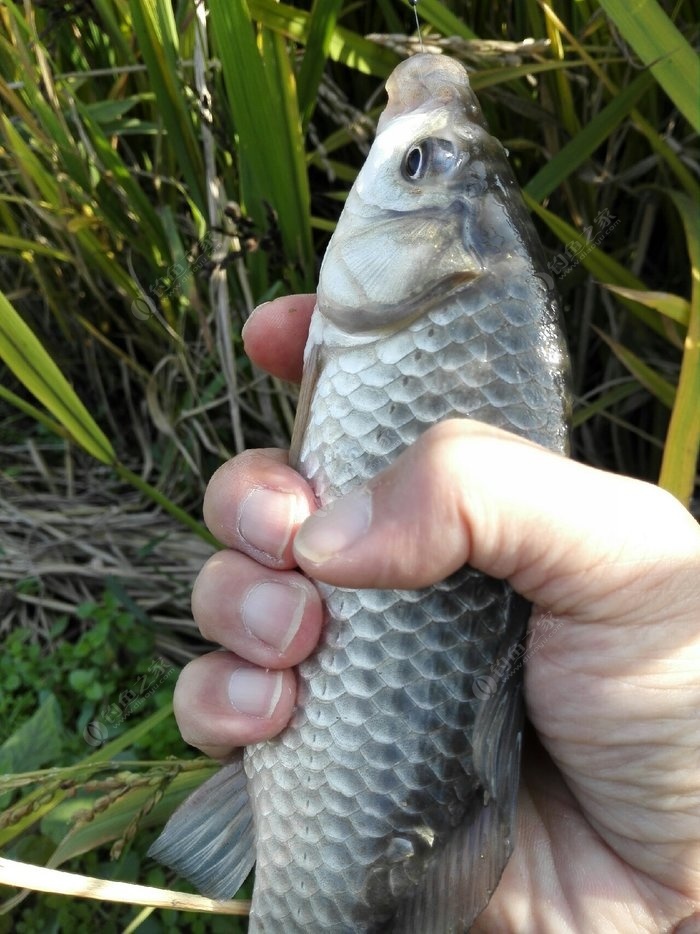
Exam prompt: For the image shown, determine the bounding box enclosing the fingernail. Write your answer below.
[241,302,269,340]
[294,488,372,566]
[227,667,283,718]
[238,488,299,560]
[242,581,306,652]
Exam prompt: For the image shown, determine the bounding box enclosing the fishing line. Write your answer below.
[409,0,424,53]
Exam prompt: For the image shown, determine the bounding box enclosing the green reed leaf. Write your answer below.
[595,328,676,408]
[128,0,205,214]
[525,194,666,337]
[597,0,700,132]
[602,285,690,328]
[0,291,115,464]
[658,192,700,506]
[297,0,344,128]
[249,0,400,76]
[525,70,654,202]
[209,0,313,281]
[417,1,478,40]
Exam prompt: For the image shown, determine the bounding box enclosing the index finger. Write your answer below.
[242,294,315,383]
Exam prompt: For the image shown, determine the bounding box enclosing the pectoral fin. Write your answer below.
[148,756,255,899]
[289,341,320,469]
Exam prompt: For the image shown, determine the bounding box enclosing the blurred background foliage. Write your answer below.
[0,0,698,928]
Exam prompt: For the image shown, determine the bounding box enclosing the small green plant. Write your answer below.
[1,589,171,757]
[0,588,204,928]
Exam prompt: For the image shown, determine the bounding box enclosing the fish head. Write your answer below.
[317,53,544,335]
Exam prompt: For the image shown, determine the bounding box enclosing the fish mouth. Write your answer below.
[378,53,487,134]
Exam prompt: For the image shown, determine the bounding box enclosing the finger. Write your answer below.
[292,419,700,624]
[173,651,296,758]
[203,448,316,568]
[191,550,323,668]
[242,294,315,382]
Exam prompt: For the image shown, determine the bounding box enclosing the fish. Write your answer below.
[149,52,571,932]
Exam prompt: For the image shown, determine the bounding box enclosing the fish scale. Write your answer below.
[243,281,558,932]
[247,580,517,933]
[149,52,570,933]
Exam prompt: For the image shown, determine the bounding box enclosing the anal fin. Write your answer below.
[393,595,528,932]
[391,797,514,934]
[148,755,255,900]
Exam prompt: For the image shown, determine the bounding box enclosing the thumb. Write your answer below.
[292,420,699,625]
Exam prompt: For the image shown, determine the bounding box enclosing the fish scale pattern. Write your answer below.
[244,282,569,932]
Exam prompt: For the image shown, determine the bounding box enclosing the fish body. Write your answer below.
[150,53,571,932]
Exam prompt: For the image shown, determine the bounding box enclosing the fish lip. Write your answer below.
[379,52,487,134]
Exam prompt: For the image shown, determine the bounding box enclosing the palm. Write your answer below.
[476,604,700,930]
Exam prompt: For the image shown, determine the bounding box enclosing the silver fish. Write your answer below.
[150,53,571,932]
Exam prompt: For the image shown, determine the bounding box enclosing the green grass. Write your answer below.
[0,0,698,926]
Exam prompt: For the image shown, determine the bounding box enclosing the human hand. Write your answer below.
[177,294,700,932]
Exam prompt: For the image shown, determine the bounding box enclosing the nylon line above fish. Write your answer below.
[150,52,571,933]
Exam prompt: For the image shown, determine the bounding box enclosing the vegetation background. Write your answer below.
[0,0,697,929]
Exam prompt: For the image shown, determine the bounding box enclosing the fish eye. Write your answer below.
[404,145,424,180]
[402,138,459,182]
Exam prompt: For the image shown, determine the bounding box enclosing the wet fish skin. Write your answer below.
[150,52,571,932]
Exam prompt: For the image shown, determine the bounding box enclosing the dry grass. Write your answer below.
[0,443,212,662]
